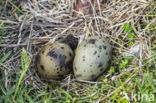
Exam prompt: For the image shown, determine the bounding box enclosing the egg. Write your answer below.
[36,42,74,80]
[73,36,112,81]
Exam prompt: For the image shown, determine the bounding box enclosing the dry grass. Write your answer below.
[0,0,156,102]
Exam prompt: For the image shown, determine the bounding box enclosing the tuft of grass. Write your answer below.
[0,0,7,17]
[7,0,24,15]
[13,48,32,100]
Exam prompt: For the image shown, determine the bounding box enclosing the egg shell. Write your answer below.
[73,36,112,81]
[37,42,74,80]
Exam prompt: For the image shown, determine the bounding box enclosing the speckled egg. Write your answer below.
[36,42,74,80]
[73,36,112,81]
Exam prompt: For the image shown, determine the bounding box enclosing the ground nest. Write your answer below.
[0,0,155,102]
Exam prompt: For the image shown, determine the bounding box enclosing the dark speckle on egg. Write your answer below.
[69,52,72,57]
[74,67,77,71]
[61,47,64,49]
[76,74,82,78]
[88,39,96,44]
[84,44,87,47]
[93,51,97,55]
[42,50,45,54]
[98,45,102,50]
[105,52,108,55]
[102,40,105,43]
[82,56,85,61]
[40,65,44,70]
[103,45,107,49]
[47,50,58,59]
[98,63,103,68]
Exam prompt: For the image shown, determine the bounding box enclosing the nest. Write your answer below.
[0,0,155,102]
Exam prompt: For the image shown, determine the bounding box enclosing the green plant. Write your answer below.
[8,0,24,15]
[13,48,32,100]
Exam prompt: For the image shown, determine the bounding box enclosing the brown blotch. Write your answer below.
[74,67,77,71]
[42,50,45,54]
[69,52,72,57]
[40,65,44,70]
[61,47,64,49]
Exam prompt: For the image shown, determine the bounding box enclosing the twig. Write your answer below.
[73,79,104,84]
[0,42,48,48]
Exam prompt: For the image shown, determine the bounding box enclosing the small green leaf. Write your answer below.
[126,33,134,39]
[123,23,132,33]
[0,50,12,63]
[0,21,5,41]
[109,66,115,75]
[26,96,34,103]
[129,41,135,46]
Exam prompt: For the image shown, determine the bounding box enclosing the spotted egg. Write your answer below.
[36,42,74,80]
[73,36,112,81]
